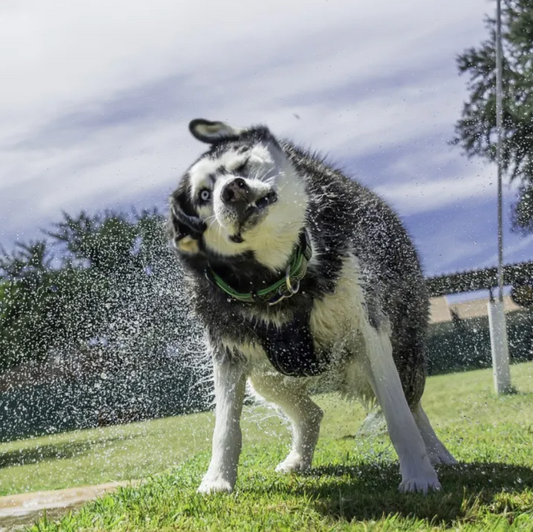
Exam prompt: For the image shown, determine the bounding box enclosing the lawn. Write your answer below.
[4,361,533,530]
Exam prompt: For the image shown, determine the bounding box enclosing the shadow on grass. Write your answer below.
[302,462,533,525]
[0,435,137,469]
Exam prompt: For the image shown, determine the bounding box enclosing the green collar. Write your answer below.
[205,230,313,306]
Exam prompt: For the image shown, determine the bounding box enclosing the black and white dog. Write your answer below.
[169,119,456,495]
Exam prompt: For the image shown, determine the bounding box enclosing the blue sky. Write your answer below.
[1,0,532,277]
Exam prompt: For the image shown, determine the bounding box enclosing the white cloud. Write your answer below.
[374,164,494,216]
[479,231,533,268]
[0,0,488,137]
[0,67,484,224]
[4,0,521,278]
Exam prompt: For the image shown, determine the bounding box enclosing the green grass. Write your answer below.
[6,362,533,530]
[0,383,370,496]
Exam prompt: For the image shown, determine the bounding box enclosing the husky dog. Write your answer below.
[169,119,456,495]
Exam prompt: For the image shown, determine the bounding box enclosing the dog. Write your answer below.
[168,119,456,495]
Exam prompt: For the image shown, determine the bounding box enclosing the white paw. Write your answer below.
[399,475,442,494]
[275,452,311,473]
[197,478,234,494]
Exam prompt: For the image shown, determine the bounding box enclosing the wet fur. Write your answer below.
[168,120,456,494]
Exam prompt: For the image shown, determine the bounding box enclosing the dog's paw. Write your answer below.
[275,451,311,474]
[197,478,234,494]
[399,475,442,494]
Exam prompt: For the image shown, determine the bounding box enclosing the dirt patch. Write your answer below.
[0,480,140,531]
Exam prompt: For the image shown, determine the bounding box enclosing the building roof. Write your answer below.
[429,294,522,324]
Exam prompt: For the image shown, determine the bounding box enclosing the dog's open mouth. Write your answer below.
[229,191,278,243]
[242,191,278,224]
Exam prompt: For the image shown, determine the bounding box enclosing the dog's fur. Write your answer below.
[168,119,456,494]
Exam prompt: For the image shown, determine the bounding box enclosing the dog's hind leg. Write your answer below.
[412,402,456,466]
[198,357,246,494]
[249,372,323,473]
[363,323,441,493]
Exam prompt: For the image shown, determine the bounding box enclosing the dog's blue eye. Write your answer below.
[199,189,211,202]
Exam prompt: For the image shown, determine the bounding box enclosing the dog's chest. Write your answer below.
[221,255,368,376]
[309,261,367,349]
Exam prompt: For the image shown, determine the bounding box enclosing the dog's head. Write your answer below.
[170,119,308,271]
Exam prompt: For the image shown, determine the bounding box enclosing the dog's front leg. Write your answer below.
[198,356,246,494]
[363,324,441,493]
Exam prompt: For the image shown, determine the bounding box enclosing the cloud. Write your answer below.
[406,187,533,277]
[4,0,527,278]
[0,55,482,225]
[0,0,488,142]
[374,160,493,216]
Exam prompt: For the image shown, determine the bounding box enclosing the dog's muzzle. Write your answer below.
[221,178,254,214]
[221,178,278,241]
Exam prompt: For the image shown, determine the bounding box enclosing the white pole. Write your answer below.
[488,297,511,394]
[489,0,512,394]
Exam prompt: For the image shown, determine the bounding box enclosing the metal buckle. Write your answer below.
[268,292,288,306]
[267,267,299,306]
[285,263,300,295]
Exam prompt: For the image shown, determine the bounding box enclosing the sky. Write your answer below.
[1,0,532,278]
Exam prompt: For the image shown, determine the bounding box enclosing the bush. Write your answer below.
[426,310,533,375]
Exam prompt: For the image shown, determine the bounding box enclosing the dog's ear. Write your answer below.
[169,188,206,255]
[189,119,244,144]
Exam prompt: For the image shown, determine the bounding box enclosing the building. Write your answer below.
[429,294,522,324]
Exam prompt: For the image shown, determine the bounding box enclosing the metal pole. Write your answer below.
[496,0,504,303]
[488,0,512,394]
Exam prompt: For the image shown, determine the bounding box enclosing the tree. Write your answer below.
[0,209,204,383]
[45,209,199,363]
[0,211,209,436]
[0,240,60,368]
[452,0,533,233]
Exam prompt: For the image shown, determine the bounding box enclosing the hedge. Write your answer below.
[426,309,533,375]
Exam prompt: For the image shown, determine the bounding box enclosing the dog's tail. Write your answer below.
[357,408,387,437]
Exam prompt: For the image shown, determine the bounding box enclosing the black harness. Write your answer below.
[206,230,330,377]
[254,311,330,377]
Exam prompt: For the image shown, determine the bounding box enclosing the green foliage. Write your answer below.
[453,0,533,233]
[0,209,207,439]
[512,279,533,307]
[0,209,202,372]
[426,261,533,300]
[427,309,533,375]
[0,241,61,368]
[47,211,139,272]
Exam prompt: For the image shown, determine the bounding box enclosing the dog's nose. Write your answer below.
[221,178,251,205]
